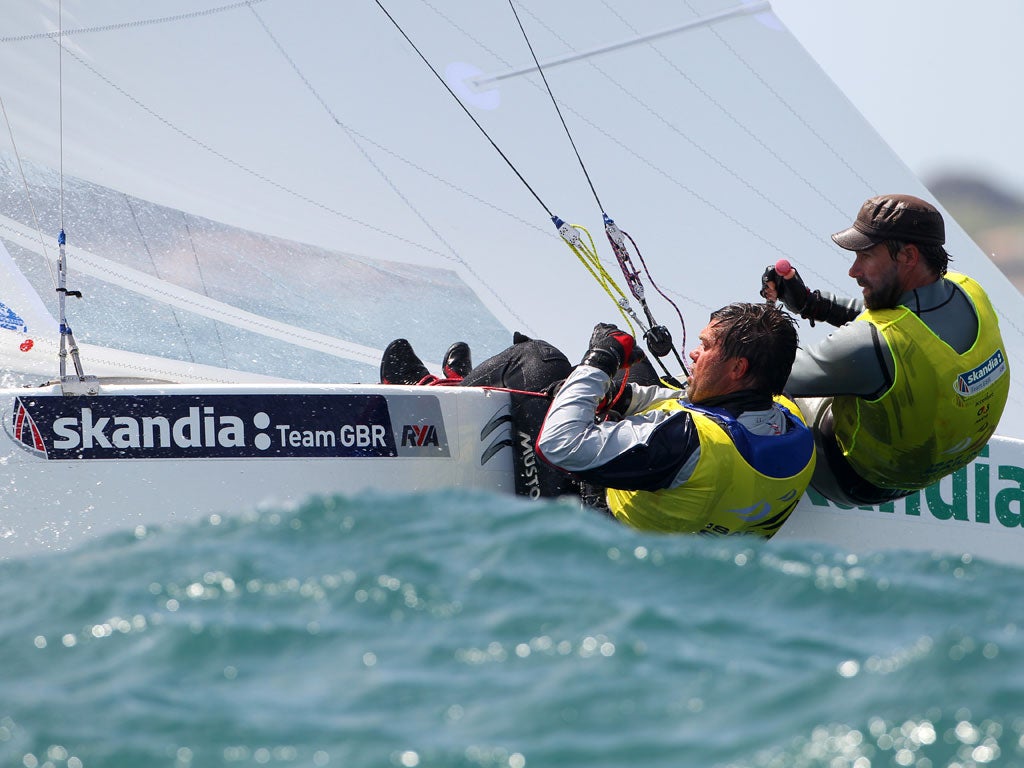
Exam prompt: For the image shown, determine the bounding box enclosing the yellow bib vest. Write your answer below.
[832,272,1010,490]
[606,397,815,538]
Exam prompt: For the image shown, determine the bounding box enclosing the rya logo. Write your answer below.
[401,424,439,447]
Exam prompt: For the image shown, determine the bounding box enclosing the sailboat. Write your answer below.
[1,0,1022,563]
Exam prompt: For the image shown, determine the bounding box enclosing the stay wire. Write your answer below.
[373,0,553,220]
[504,0,604,214]
[56,0,88,381]
[497,1,641,321]
[58,0,64,232]
[507,0,688,377]
[374,0,635,337]
[376,0,674,372]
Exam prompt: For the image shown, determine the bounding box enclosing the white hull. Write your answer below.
[776,434,1024,566]
[2,380,1023,565]
[0,381,516,557]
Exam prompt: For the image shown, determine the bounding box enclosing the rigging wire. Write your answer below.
[504,0,604,214]
[372,0,553,220]
[413,0,712,332]
[373,0,651,337]
[504,0,688,378]
[50,0,90,386]
[247,3,532,333]
[513,0,843,294]
[58,1,63,235]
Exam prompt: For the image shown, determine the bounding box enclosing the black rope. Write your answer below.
[374,0,554,219]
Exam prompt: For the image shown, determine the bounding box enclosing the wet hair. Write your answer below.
[884,239,950,277]
[708,302,799,395]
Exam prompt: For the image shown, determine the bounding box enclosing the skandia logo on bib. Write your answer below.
[955,349,1007,396]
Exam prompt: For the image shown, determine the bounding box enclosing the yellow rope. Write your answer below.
[557,222,637,335]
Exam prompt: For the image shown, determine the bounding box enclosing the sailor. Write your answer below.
[760,193,1010,506]
[536,303,816,539]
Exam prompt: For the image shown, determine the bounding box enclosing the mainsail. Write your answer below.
[1,0,1022,435]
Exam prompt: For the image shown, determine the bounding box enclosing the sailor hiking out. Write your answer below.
[536,302,815,538]
[761,194,1010,506]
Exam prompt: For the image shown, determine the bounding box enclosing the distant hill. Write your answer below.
[927,173,1024,294]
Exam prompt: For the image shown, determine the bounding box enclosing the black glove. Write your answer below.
[760,264,812,314]
[760,265,858,328]
[581,323,639,377]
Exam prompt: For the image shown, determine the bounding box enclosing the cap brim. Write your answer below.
[831,227,881,251]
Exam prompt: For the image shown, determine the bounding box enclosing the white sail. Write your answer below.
[4,0,1021,430]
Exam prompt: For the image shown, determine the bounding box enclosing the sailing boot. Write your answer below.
[442,341,473,380]
[380,339,432,385]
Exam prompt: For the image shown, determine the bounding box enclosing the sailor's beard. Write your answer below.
[862,271,902,310]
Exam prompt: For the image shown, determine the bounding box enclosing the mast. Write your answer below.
[55,0,98,395]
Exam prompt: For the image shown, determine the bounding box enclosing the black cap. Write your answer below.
[831,194,946,251]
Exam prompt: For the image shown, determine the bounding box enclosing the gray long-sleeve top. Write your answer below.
[786,278,978,399]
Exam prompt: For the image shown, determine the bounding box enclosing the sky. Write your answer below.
[771,0,1024,198]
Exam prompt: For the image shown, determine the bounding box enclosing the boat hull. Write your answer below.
[2,381,1023,565]
[0,381,517,557]
[776,434,1024,566]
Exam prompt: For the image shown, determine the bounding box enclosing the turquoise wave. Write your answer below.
[2,490,1022,767]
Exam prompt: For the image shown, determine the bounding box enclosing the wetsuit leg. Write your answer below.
[459,335,572,391]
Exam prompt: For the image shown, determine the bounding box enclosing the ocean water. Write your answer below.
[2,490,1023,768]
